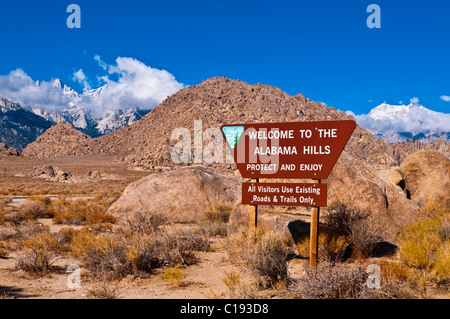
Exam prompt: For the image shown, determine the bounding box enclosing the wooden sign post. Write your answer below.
[249,178,259,232]
[310,179,320,268]
[222,121,356,268]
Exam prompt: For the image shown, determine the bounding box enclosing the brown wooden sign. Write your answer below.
[221,120,356,179]
[242,182,327,207]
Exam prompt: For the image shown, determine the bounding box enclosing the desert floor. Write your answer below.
[0,155,448,299]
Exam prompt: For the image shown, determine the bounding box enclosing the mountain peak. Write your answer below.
[51,78,64,89]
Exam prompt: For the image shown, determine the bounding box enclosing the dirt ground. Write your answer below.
[0,155,150,195]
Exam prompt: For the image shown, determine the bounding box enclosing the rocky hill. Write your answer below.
[22,77,449,168]
[22,122,92,158]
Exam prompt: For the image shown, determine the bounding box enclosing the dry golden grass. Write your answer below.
[397,200,450,293]
[49,197,117,226]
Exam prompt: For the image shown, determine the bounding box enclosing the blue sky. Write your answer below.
[0,0,449,115]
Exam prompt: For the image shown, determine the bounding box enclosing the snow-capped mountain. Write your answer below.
[50,79,80,101]
[96,108,144,135]
[29,80,146,137]
[355,103,450,143]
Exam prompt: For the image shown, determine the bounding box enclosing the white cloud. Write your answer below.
[0,69,73,113]
[441,95,450,102]
[354,103,450,134]
[94,55,107,71]
[73,69,90,90]
[410,97,419,104]
[0,56,185,118]
[80,56,185,117]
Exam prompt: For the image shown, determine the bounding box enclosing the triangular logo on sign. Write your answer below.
[222,126,244,149]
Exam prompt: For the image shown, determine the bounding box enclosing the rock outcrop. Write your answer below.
[0,143,20,157]
[399,150,450,206]
[107,166,241,222]
[32,165,71,182]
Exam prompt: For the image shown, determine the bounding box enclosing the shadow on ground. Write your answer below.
[0,285,40,299]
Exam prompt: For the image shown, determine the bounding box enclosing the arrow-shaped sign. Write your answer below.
[221,120,356,179]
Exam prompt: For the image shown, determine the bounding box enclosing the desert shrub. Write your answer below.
[295,263,370,299]
[230,227,293,285]
[177,228,210,253]
[71,231,129,279]
[13,220,49,242]
[16,232,59,274]
[250,231,292,283]
[162,264,187,287]
[155,228,210,267]
[324,202,381,260]
[296,229,351,262]
[72,226,210,279]
[21,200,52,219]
[318,231,351,262]
[204,204,232,223]
[86,276,122,299]
[201,204,232,237]
[27,196,51,206]
[126,234,173,275]
[0,197,12,213]
[57,227,82,253]
[398,209,450,290]
[4,211,30,226]
[293,263,412,299]
[121,210,167,236]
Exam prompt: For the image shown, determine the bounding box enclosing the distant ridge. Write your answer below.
[22,77,450,166]
[0,97,53,151]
